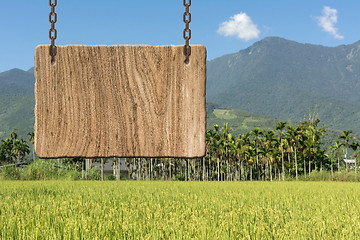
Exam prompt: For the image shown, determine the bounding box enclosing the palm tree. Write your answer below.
[8,129,19,162]
[330,141,344,172]
[276,122,287,180]
[227,135,237,181]
[27,132,35,162]
[206,130,213,181]
[10,129,18,143]
[239,133,251,181]
[339,130,355,160]
[12,139,30,163]
[245,146,256,181]
[234,134,244,181]
[207,125,222,181]
[0,138,14,163]
[350,142,359,174]
[232,136,239,181]
[259,144,271,181]
[353,142,360,174]
[221,123,231,181]
[301,118,326,174]
[262,130,276,181]
[286,126,301,180]
[328,147,335,175]
[279,138,286,180]
[215,136,224,181]
[270,146,281,181]
[250,128,263,180]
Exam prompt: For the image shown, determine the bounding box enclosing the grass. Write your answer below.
[0,160,101,181]
[1,181,360,239]
[300,170,360,182]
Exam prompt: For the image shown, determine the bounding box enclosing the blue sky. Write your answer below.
[1,0,360,73]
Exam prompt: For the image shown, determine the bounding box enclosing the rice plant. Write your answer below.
[1,181,360,239]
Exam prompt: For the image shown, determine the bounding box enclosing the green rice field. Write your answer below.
[1,181,360,239]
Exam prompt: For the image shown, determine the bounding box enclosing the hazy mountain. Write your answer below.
[207,37,360,134]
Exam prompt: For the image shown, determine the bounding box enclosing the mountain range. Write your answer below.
[207,37,360,134]
[1,36,360,142]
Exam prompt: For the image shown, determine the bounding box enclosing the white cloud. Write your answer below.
[217,13,260,41]
[316,6,344,40]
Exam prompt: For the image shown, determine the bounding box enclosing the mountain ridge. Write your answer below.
[208,36,360,105]
[207,36,360,134]
[0,68,35,95]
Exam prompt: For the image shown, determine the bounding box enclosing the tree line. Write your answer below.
[111,116,360,181]
[203,119,359,181]
[1,117,359,181]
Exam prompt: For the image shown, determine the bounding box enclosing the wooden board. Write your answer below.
[34,45,206,158]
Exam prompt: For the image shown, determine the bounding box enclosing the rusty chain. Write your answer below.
[183,0,191,64]
[47,1,191,64]
[49,0,57,64]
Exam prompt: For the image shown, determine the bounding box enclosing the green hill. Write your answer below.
[0,68,35,140]
[207,37,360,135]
[0,95,34,140]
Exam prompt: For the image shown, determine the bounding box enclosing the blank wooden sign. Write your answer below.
[34,45,206,158]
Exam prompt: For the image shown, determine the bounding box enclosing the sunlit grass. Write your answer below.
[1,181,360,239]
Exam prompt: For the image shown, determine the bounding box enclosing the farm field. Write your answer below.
[1,181,360,239]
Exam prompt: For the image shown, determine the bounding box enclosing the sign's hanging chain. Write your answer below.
[49,0,57,64]
[183,0,191,64]
[47,1,190,64]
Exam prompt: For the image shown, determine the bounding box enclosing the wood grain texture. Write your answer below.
[34,45,206,158]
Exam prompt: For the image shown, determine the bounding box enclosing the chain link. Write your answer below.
[183,0,191,64]
[47,1,190,64]
[49,0,57,64]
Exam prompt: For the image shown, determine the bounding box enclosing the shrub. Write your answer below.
[299,170,360,182]
[64,170,82,180]
[106,174,116,181]
[0,160,82,180]
[86,168,101,180]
